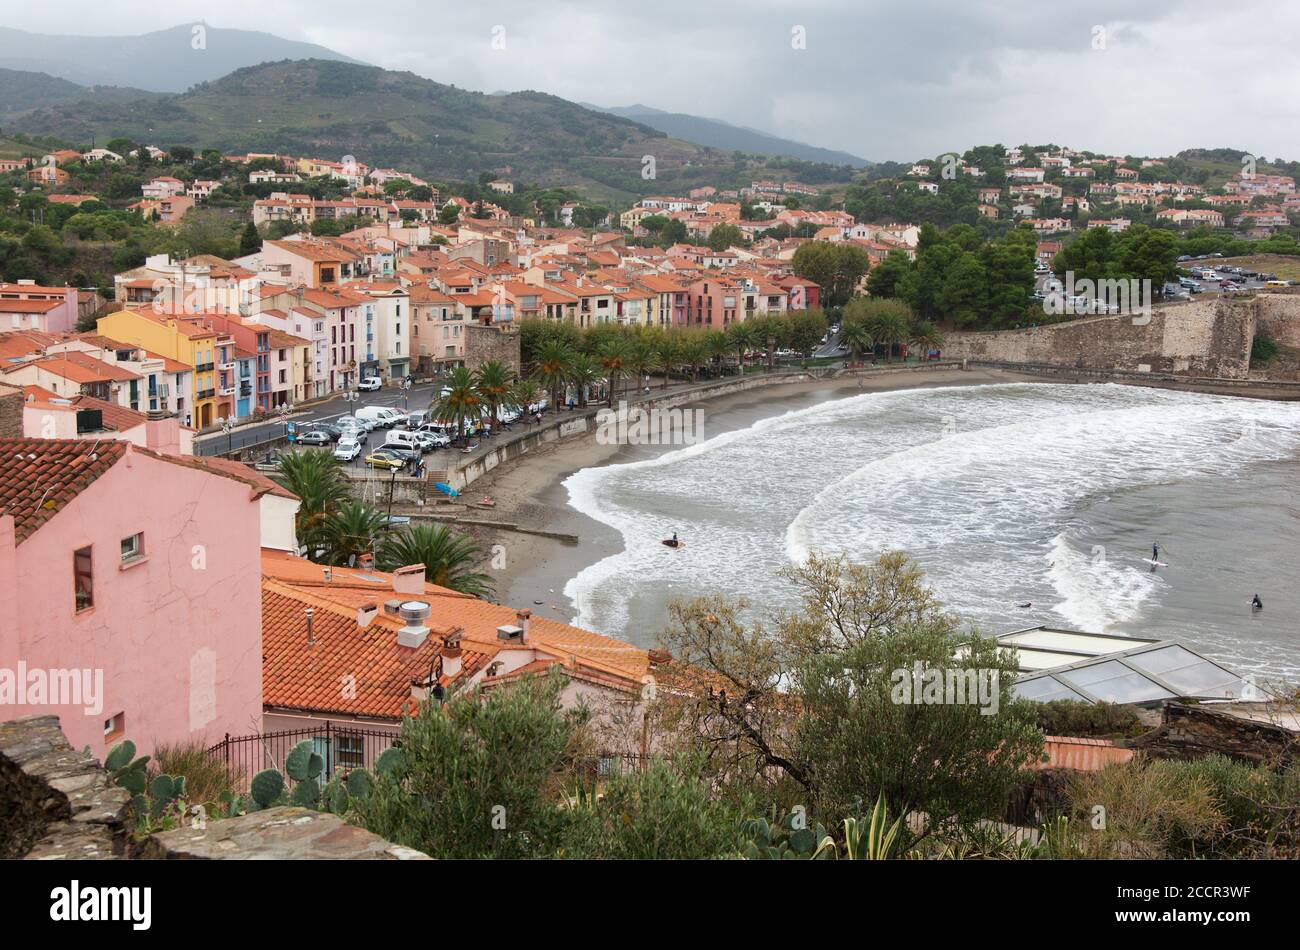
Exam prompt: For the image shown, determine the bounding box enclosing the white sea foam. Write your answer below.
[560,383,1300,671]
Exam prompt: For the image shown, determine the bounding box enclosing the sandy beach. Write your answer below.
[436,366,1043,630]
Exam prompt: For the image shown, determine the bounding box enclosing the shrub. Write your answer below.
[1032,700,1143,739]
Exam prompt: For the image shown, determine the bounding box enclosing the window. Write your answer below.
[74,546,93,612]
[336,733,366,769]
[104,712,124,740]
[120,533,143,562]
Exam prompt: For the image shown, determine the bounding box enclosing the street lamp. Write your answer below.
[219,417,234,457]
[275,402,294,441]
[402,376,412,411]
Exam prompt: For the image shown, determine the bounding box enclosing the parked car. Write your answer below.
[335,413,375,432]
[355,406,403,429]
[364,449,407,471]
[357,376,382,392]
[336,424,368,446]
[333,439,363,461]
[294,430,331,446]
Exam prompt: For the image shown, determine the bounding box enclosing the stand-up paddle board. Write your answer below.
[1142,558,1168,567]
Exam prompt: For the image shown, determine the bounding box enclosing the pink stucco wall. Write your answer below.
[0,447,262,756]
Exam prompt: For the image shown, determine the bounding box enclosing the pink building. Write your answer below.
[0,283,80,334]
[0,438,268,756]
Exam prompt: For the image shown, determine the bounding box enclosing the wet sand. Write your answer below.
[457,367,1042,630]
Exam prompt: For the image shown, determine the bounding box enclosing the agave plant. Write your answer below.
[841,793,908,859]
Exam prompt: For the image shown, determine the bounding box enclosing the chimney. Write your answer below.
[440,629,464,679]
[516,609,530,645]
[396,600,432,649]
[648,648,672,667]
[356,602,378,628]
[358,552,375,570]
[143,410,182,455]
[305,607,315,647]
[392,562,426,596]
[323,566,332,583]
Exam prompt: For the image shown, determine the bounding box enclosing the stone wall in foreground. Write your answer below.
[942,297,1257,378]
[0,715,428,860]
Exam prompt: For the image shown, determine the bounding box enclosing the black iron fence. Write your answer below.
[206,724,399,794]
[208,723,655,795]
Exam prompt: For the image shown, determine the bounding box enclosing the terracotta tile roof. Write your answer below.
[0,438,127,543]
[262,579,492,718]
[1030,736,1135,772]
[22,386,146,433]
[260,551,649,713]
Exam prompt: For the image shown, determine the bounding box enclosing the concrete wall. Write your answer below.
[942,297,1257,379]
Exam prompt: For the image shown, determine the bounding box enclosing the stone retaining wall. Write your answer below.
[943,297,1257,378]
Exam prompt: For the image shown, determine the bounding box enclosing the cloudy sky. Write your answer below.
[7,0,1300,163]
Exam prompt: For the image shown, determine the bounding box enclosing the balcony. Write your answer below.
[195,362,215,373]
[218,384,236,397]
[196,388,216,400]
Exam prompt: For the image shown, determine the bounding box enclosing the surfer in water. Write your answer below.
[663,532,682,549]
[1152,541,1159,562]
[1251,593,1263,611]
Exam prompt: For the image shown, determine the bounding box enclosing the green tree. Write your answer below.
[238,222,262,256]
[791,241,869,307]
[473,360,517,434]
[272,449,350,551]
[707,222,745,252]
[354,673,588,858]
[318,500,389,567]
[430,366,481,441]
[377,523,493,597]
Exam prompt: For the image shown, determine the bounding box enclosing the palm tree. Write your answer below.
[318,500,389,567]
[431,366,481,442]
[598,337,633,407]
[273,449,350,548]
[652,336,679,390]
[568,352,600,408]
[678,335,708,382]
[868,313,909,363]
[725,321,755,373]
[910,321,944,362]
[474,360,516,434]
[509,378,542,416]
[704,330,729,375]
[378,523,494,597]
[533,339,574,410]
[840,321,876,364]
[625,339,655,395]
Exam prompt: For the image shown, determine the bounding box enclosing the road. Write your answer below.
[194,381,445,457]
[814,326,846,358]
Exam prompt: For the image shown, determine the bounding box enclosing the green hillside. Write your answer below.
[0,67,162,115]
[7,59,858,201]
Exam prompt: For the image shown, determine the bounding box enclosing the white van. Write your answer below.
[355,406,403,429]
[383,429,427,454]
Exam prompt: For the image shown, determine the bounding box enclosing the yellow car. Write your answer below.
[364,449,406,471]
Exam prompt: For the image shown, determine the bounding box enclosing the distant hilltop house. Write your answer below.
[81,148,123,163]
[487,179,514,194]
[142,176,185,199]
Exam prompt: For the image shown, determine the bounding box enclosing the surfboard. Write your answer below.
[661,539,685,549]
[1142,558,1168,567]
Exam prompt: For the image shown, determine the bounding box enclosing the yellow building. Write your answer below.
[97,307,224,428]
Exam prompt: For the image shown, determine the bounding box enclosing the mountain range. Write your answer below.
[583,102,870,168]
[0,24,364,93]
[0,25,864,199]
